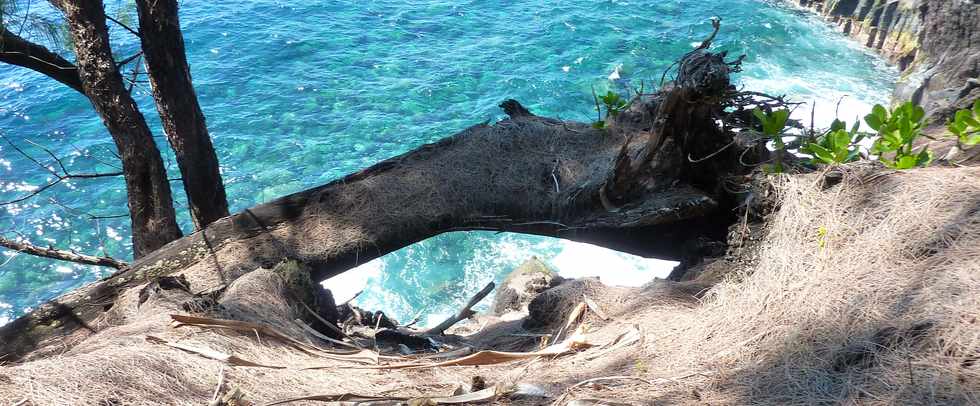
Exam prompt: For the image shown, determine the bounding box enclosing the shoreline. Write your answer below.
[792,0,980,122]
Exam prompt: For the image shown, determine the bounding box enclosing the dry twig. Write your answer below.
[424,281,495,335]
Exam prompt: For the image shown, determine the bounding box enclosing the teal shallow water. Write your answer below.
[0,0,895,324]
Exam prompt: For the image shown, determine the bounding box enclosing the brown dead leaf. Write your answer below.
[170,314,380,364]
[317,328,592,371]
[582,295,609,320]
[146,336,285,369]
[262,385,502,406]
[552,302,588,344]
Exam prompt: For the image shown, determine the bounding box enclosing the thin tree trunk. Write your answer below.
[59,0,182,258]
[135,0,230,229]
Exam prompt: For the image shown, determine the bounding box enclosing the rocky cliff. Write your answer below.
[798,0,979,122]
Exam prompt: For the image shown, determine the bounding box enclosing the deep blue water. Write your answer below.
[0,0,896,324]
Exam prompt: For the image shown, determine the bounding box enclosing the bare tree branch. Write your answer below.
[47,197,128,220]
[0,27,83,93]
[105,14,140,38]
[0,134,123,205]
[68,142,122,170]
[1,178,63,205]
[115,50,143,68]
[423,282,495,336]
[0,236,128,269]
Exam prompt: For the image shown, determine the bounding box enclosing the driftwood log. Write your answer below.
[0,38,768,362]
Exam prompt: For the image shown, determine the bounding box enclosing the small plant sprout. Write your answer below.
[865,102,932,169]
[801,119,865,165]
[817,226,828,249]
[591,87,629,129]
[947,100,980,147]
[752,108,790,173]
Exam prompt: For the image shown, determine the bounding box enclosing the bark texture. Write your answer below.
[136,0,230,229]
[0,28,83,92]
[60,0,182,257]
[0,47,758,363]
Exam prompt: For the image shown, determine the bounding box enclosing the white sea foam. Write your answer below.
[740,64,887,131]
[322,258,383,304]
[0,301,11,326]
[322,234,676,327]
[551,240,675,286]
[607,64,622,81]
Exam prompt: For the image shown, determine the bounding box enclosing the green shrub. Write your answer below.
[865,102,932,169]
[801,119,865,165]
[753,108,790,173]
[948,100,980,147]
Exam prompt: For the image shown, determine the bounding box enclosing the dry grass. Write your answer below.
[0,164,978,405]
[659,165,980,405]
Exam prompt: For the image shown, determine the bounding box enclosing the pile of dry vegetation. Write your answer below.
[0,163,976,405]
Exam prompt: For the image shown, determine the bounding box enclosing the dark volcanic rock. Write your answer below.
[374,328,434,352]
[524,278,604,329]
[800,0,980,123]
[491,257,564,316]
[309,283,341,338]
[337,305,398,330]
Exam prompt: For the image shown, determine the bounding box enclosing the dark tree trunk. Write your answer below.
[0,28,84,93]
[59,0,182,258]
[135,0,230,229]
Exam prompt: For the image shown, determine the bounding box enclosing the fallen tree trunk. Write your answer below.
[0,43,764,362]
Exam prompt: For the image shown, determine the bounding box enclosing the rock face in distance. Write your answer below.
[799,0,980,122]
[491,257,564,316]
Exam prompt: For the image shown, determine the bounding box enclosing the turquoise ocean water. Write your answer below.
[0,0,896,325]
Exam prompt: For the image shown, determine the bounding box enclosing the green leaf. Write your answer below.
[955,109,971,123]
[911,105,925,124]
[830,119,846,132]
[962,113,980,128]
[808,144,833,163]
[772,110,790,132]
[752,108,765,122]
[865,113,883,131]
[872,104,888,121]
[829,129,850,151]
[948,121,964,136]
[895,155,917,169]
[870,139,885,154]
[899,117,912,141]
[915,149,932,167]
[876,131,901,152]
[965,133,980,146]
[973,100,980,117]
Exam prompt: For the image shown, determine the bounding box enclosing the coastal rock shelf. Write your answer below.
[798,0,980,122]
